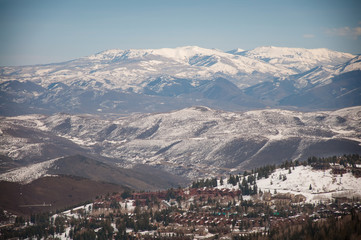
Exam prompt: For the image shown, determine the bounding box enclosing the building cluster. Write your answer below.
[2,155,361,239]
[55,184,360,239]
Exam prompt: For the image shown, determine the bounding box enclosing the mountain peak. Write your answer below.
[151,46,224,61]
[88,46,225,62]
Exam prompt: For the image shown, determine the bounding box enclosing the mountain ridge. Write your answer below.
[1,46,360,115]
[1,46,356,91]
[1,106,360,180]
[0,154,188,190]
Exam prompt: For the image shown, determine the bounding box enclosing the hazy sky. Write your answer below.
[1,0,360,66]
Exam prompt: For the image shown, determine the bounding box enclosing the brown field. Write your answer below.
[0,175,125,216]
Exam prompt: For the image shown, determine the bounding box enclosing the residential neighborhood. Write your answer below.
[1,155,361,239]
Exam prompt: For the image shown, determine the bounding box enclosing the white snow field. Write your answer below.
[257,165,361,203]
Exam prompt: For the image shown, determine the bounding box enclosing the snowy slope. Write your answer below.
[337,55,361,74]
[0,158,58,183]
[1,106,360,179]
[240,53,361,109]
[257,165,361,203]
[287,54,361,89]
[0,46,358,115]
[213,165,361,203]
[242,46,355,73]
[1,46,354,93]
[0,46,295,92]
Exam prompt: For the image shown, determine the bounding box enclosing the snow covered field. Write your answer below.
[257,165,361,203]
[196,165,361,203]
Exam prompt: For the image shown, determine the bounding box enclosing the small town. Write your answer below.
[1,155,361,239]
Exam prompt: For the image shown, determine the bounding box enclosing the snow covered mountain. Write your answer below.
[0,46,359,115]
[244,53,361,109]
[284,53,361,89]
[0,46,297,91]
[1,106,360,179]
[239,46,355,73]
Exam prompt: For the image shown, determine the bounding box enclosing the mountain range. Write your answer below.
[1,106,360,182]
[0,46,361,193]
[1,46,360,115]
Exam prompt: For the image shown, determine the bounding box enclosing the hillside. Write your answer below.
[197,154,361,203]
[0,155,188,191]
[1,106,360,179]
[257,165,360,203]
[0,175,125,216]
[214,164,361,203]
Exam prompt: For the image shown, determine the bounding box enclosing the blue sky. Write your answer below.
[0,0,360,66]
